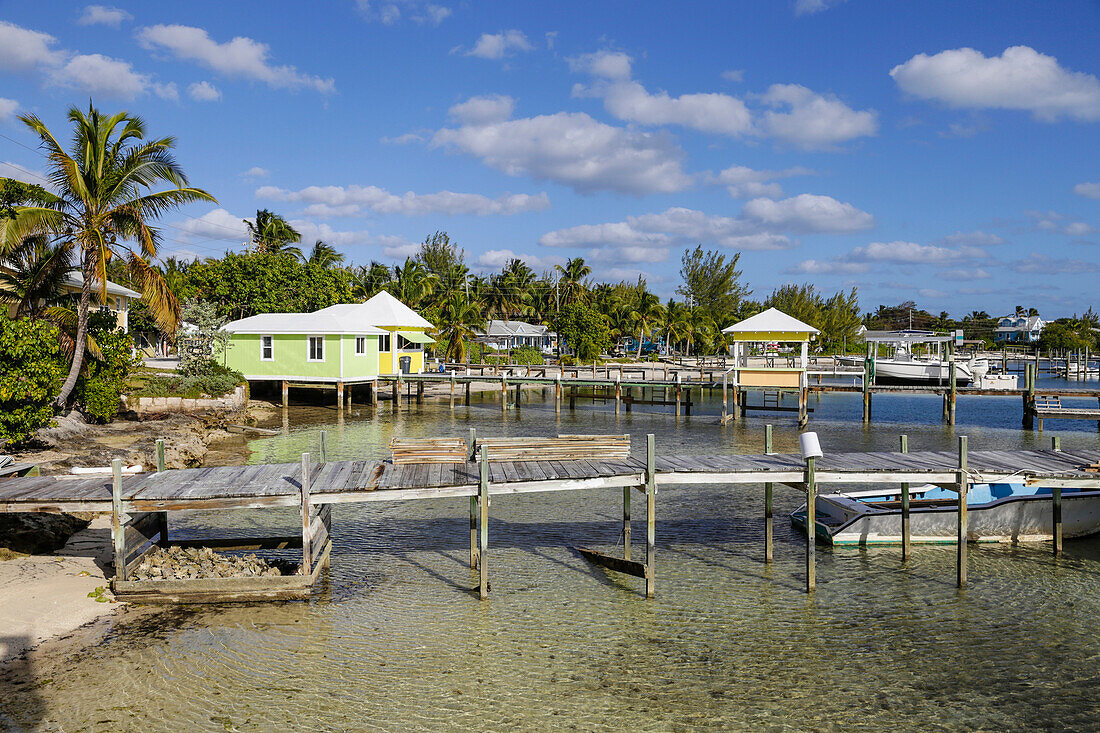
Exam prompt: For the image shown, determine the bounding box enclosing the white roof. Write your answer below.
[484,319,548,337]
[62,271,142,299]
[722,307,819,337]
[224,311,387,335]
[315,290,433,329]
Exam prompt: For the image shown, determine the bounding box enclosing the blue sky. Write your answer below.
[1,0,1098,318]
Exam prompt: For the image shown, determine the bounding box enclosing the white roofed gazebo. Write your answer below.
[721,308,819,426]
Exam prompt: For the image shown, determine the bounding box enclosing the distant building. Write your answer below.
[479,320,558,353]
[0,267,139,332]
[993,314,1045,344]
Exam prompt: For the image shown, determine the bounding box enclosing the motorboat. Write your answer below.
[791,479,1100,545]
[839,332,987,387]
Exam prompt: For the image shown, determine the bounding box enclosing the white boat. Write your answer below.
[791,479,1100,545]
[840,332,986,386]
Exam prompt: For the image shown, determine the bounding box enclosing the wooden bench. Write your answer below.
[390,437,469,464]
[475,434,630,462]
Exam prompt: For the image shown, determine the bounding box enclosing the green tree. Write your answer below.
[5,104,214,407]
[306,240,344,269]
[245,209,301,257]
[629,290,666,358]
[555,257,591,307]
[417,231,465,276]
[677,246,750,329]
[0,234,73,319]
[554,301,611,361]
[435,292,485,362]
[0,317,65,445]
[185,252,353,319]
[76,310,140,423]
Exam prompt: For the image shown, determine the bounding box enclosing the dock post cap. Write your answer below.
[799,432,823,460]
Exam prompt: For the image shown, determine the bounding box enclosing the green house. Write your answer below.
[223,291,435,401]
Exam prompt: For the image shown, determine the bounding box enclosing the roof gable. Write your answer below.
[722,307,819,337]
[317,291,433,329]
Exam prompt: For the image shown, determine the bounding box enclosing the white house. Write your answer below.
[479,320,558,353]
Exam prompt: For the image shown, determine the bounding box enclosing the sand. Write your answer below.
[0,516,122,663]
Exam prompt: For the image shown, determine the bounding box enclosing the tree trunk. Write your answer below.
[637,330,643,359]
[55,253,93,407]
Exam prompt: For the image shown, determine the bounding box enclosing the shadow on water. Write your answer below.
[0,636,45,733]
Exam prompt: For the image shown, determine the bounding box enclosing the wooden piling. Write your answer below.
[957,436,968,588]
[570,385,576,410]
[805,454,816,593]
[450,375,456,409]
[281,380,289,407]
[465,380,471,406]
[479,445,489,599]
[501,375,507,413]
[515,381,522,408]
[645,433,655,598]
[154,440,168,545]
[301,452,313,577]
[555,374,562,414]
[948,344,957,425]
[675,375,682,417]
[615,375,621,415]
[319,430,328,463]
[416,380,423,404]
[622,484,631,561]
[336,381,345,407]
[391,379,398,410]
[111,458,125,581]
[1052,434,1062,556]
[764,424,773,563]
[862,342,872,422]
[900,434,910,560]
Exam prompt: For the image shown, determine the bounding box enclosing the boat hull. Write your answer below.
[791,489,1100,545]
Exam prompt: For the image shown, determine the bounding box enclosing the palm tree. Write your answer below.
[555,257,591,307]
[307,240,344,269]
[245,209,301,257]
[435,292,486,362]
[387,258,438,310]
[5,103,215,406]
[630,291,666,358]
[0,234,73,319]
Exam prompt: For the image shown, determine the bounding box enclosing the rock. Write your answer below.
[0,513,93,554]
[126,545,288,581]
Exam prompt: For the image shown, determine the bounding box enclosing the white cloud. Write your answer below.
[890,46,1100,122]
[756,83,878,149]
[380,238,421,258]
[721,69,744,83]
[794,0,846,15]
[1065,221,1096,237]
[241,167,269,178]
[0,21,63,70]
[0,161,48,186]
[1074,182,1100,200]
[708,164,813,199]
[580,78,753,137]
[465,30,533,60]
[476,249,564,272]
[448,94,514,125]
[257,184,550,216]
[573,51,752,137]
[77,5,133,27]
[289,220,380,248]
[740,193,874,234]
[432,104,691,195]
[188,80,221,102]
[356,1,452,26]
[175,208,251,243]
[938,268,991,280]
[786,259,870,275]
[1010,253,1100,274]
[49,53,152,100]
[539,196,870,261]
[568,50,633,80]
[847,240,985,263]
[935,230,1005,247]
[137,24,335,93]
[0,98,18,121]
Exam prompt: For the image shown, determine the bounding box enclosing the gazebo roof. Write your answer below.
[722,307,819,340]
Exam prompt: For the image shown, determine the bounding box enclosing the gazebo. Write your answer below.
[722,308,819,425]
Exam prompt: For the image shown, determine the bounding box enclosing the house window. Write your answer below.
[379,334,391,352]
[355,336,367,355]
[308,336,325,362]
[261,335,274,361]
[398,335,420,350]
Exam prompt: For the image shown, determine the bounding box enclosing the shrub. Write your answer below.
[511,345,545,365]
[0,317,65,446]
[131,362,245,399]
[76,312,142,423]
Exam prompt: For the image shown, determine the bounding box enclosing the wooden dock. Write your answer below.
[2,431,1098,602]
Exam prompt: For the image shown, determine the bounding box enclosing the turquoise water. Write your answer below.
[4,384,1100,732]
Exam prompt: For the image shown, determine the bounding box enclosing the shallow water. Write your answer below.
[6,382,1100,732]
